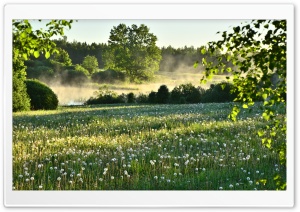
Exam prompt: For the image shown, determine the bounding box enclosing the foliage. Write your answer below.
[199,20,286,189]
[170,83,203,104]
[13,48,31,112]
[60,69,89,86]
[85,87,125,105]
[82,55,99,75]
[51,47,72,66]
[156,85,170,104]
[127,92,136,103]
[74,64,90,77]
[105,24,162,82]
[136,93,149,104]
[148,91,157,104]
[13,19,72,111]
[91,69,126,84]
[25,79,58,110]
[201,82,236,103]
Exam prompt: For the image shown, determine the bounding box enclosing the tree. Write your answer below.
[170,83,202,104]
[105,24,162,82]
[156,85,169,104]
[198,20,286,189]
[82,55,99,75]
[13,19,72,112]
[51,47,72,66]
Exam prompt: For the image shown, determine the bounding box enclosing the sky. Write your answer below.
[30,19,247,48]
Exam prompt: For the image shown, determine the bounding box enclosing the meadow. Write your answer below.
[12,103,286,190]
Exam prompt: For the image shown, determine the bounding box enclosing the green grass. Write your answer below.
[12,103,286,190]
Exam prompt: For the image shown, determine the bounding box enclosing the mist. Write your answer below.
[46,63,226,105]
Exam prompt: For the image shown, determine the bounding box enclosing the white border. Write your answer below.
[4,3,294,207]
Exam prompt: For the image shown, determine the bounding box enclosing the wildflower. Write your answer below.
[30,177,34,181]
[69,181,73,184]
[229,184,234,189]
[111,176,114,180]
[57,177,61,181]
[99,178,103,182]
[19,175,23,178]
[219,187,223,190]
[249,181,253,185]
[38,164,43,168]
[184,160,189,166]
[167,179,171,183]
[236,183,239,186]
[154,176,158,180]
[39,185,43,189]
[150,160,155,165]
[247,177,250,181]
[25,178,29,182]
[256,170,259,174]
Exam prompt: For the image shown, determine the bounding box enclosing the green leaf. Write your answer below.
[33,51,40,58]
[242,104,248,108]
[258,130,265,137]
[262,112,270,121]
[202,58,207,65]
[45,51,50,59]
[22,53,28,60]
[262,93,268,100]
[193,61,199,68]
[201,48,206,55]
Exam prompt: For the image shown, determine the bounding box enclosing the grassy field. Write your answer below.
[12,103,286,190]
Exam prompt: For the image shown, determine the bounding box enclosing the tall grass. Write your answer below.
[12,103,285,190]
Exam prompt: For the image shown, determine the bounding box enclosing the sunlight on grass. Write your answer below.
[12,103,285,190]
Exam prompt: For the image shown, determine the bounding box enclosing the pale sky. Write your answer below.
[30,19,247,48]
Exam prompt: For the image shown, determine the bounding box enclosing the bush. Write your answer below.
[127,92,136,103]
[91,69,126,83]
[170,83,202,104]
[60,69,89,86]
[148,91,157,104]
[156,85,169,104]
[85,89,125,105]
[136,93,149,104]
[25,79,58,110]
[201,82,236,103]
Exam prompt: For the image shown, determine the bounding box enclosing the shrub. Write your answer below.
[85,89,125,105]
[25,79,58,110]
[201,82,236,103]
[170,83,202,104]
[156,85,169,104]
[148,91,157,104]
[136,93,148,104]
[60,69,89,86]
[91,69,126,83]
[127,92,136,103]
